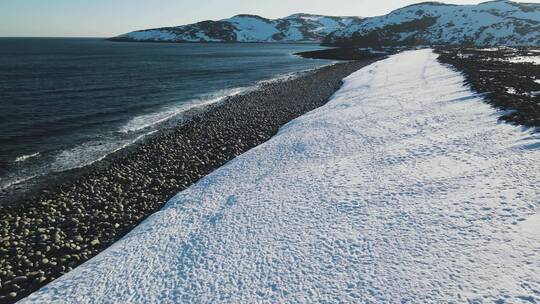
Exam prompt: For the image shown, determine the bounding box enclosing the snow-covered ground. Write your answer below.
[23,50,540,303]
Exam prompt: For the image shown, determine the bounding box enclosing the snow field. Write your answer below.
[23,50,540,303]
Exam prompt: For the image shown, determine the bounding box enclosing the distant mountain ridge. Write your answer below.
[325,0,540,47]
[110,14,362,43]
[110,0,540,46]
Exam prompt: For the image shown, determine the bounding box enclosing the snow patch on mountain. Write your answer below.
[226,15,279,42]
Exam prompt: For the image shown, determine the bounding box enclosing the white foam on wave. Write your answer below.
[2,131,160,192]
[50,130,158,172]
[0,174,39,191]
[14,152,40,163]
[119,87,250,134]
[256,71,299,86]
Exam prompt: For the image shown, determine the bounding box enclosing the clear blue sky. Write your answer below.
[1,0,537,37]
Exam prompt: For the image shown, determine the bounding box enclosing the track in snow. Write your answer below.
[23,50,540,303]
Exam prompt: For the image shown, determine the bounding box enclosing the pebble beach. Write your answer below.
[0,58,378,303]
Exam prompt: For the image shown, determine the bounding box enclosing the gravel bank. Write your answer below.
[0,59,378,303]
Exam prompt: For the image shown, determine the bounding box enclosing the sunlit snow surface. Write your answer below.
[507,56,540,65]
[23,50,540,303]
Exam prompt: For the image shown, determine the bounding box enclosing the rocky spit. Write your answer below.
[0,59,378,303]
[436,48,540,128]
[295,47,389,61]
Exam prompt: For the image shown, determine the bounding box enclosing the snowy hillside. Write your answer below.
[22,50,540,303]
[325,0,540,47]
[111,14,361,43]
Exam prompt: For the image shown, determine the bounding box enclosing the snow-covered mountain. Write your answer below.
[111,14,362,43]
[325,0,540,47]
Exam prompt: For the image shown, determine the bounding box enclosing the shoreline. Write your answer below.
[0,101,223,208]
[0,64,328,208]
[0,58,379,303]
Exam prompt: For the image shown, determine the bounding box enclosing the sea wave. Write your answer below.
[118,68,327,135]
[50,130,158,172]
[119,87,249,134]
[1,131,158,192]
[14,152,40,163]
[0,174,38,191]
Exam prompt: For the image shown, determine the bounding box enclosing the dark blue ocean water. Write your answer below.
[0,38,331,190]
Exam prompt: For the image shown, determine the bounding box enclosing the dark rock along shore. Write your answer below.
[295,48,390,61]
[0,59,378,303]
[436,48,540,128]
